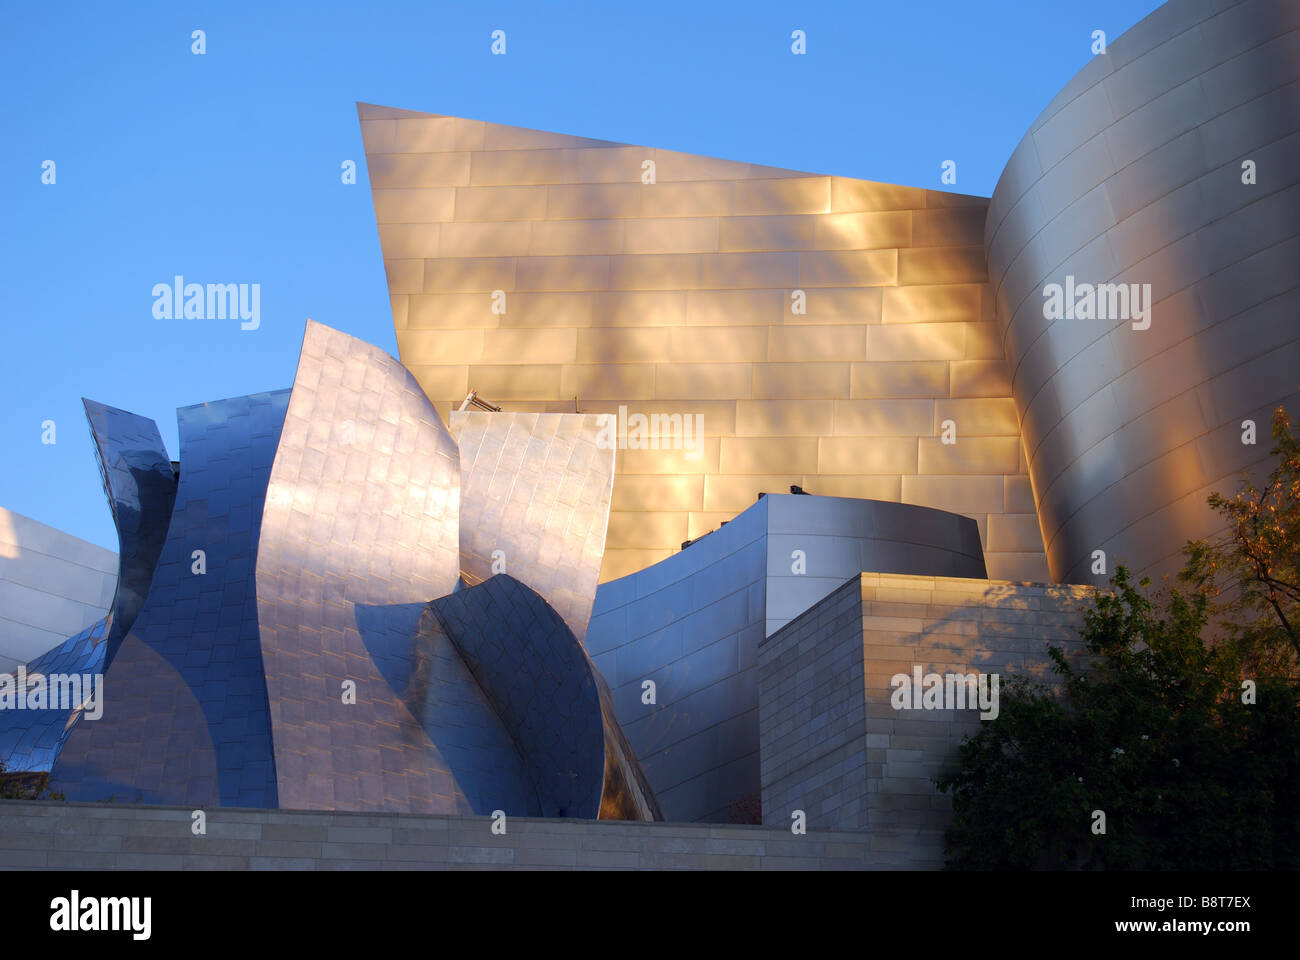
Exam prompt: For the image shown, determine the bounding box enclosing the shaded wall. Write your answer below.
[586,494,985,823]
[0,799,941,870]
[759,573,1092,861]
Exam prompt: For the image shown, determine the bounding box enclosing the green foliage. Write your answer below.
[938,406,1300,870]
[1183,407,1300,676]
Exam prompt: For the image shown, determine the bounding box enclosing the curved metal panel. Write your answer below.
[0,403,175,774]
[255,319,467,812]
[984,0,1300,583]
[0,616,107,773]
[50,391,289,807]
[450,411,614,644]
[82,399,177,665]
[0,507,116,672]
[430,574,661,821]
[338,599,540,814]
[45,633,221,806]
[586,493,986,822]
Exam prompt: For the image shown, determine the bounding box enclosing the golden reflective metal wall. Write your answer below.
[361,102,1049,584]
[985,0,1300,584]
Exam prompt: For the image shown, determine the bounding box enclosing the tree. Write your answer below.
[1183,406,1300,676]
[937,406,1300,870]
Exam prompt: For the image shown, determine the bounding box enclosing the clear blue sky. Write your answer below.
[1,0,1163,552]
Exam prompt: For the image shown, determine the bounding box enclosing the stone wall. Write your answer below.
[0,800,935,870]
[759,573,1093,860]
[587,494,983,824]
[757,577,868,832]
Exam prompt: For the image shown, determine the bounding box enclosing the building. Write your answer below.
[2,0,1296,867]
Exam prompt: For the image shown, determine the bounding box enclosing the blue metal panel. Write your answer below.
[0,616,108,773]
[0,401,177,775]
[431,574,661,820]
[82,399,178,666]
[50,391,289,807]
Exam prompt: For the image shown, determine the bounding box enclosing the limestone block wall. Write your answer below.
[0,800,938,870]
[360,103,1049,585]
[587,494,984,825]
[759,573,1093,856]
[757,576,868,832]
